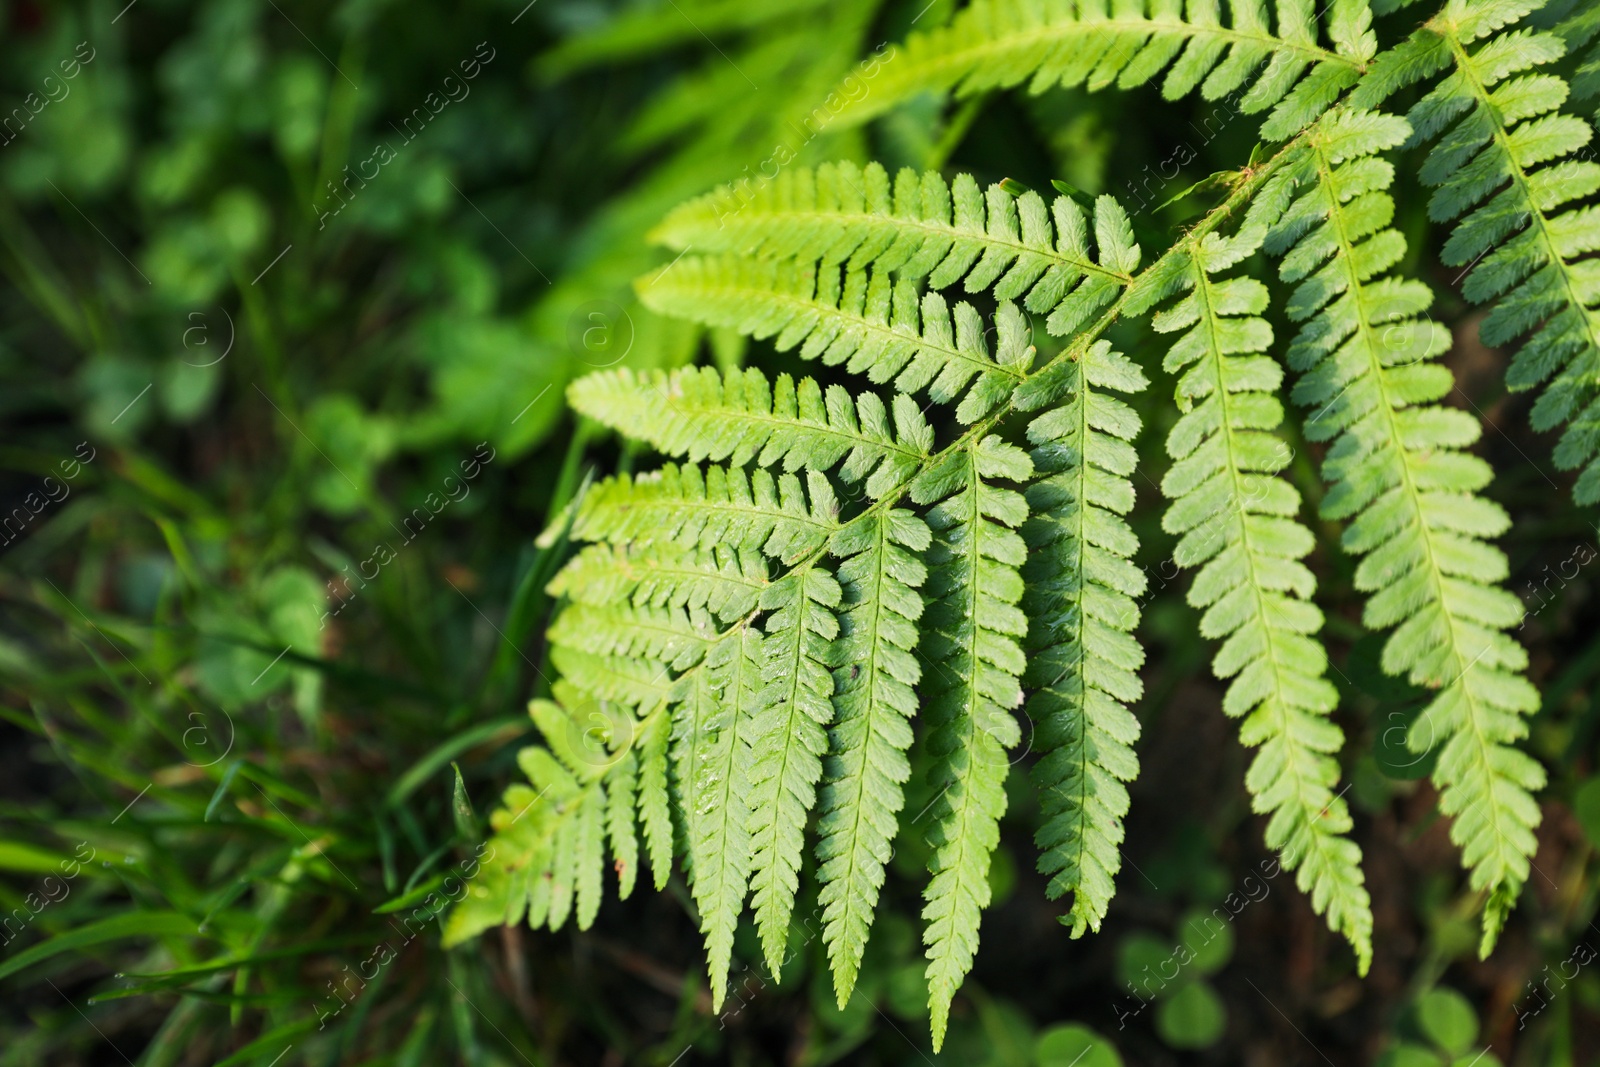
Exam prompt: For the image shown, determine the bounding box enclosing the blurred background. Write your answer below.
[2,0,1599,1064]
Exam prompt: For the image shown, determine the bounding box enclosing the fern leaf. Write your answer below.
[1152,229,1374,971]
[607,749,641,900]
[547,602,718,673]
[815,509,930,1005]
[570,365,934,496]
[549,541,769,624]
[1265,107,1543,954]
[574,785,607,929]
[636,254,1037,423]
[1351,0,1600,503]
[550,639,680,706]
[441,783,558,946]
[1018,339,1149,937]
[673,625,762,1009]
[746,568,841,975]
[650,162,1138,333]
[829,0,1369,140]
[637,703,676,891]
[913,436,1032,1049]
[569,463,841,565]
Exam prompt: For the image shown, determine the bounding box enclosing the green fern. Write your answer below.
[1019,339,1148,939]
[914,436,1032,1045]
[675,625,763,1008]
[816,508,929,1002]
[1351,0,1600,502]
[451,0,1591,1044]
[828,0,1377,140]
[639,254,1038,422]
[650,161,1138,333]
[1259,106,1542,951]
[1134,221,1375,970]
[746,568,840,974]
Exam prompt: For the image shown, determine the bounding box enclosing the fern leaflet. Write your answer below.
[638,254,1038,422]
[912,436,1032,1046]
[1350,0,1600,501]
[815,509,929,1003]
[746,568,841,974]
[1018,339,1148,938]
[1139,224,1375,970]
[674,625,763,1009]
[828,0,1376,141]
[1263,105,1543,952]
[651,162,1138,337]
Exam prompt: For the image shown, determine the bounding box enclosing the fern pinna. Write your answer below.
[447,0,1595,1047]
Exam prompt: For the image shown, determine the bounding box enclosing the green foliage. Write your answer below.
[1022,341,1148,938]
[1351,0,1600,503]
[829,0,1377,139]
[463,0,1600,1043]
[13,0,1600,1062]
[1261,106,1541,954]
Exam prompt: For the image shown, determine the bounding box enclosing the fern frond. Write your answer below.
[548,541,770,624]
[1351,0,1600,503]
[1147,228,1374,971]
[607,748,641,900]
[1265,106,1543,954]
[746,568,841,974]
[650,162,1139,334]
[547,602,718,672]
[912,435,1032,1049]
[1017,339,1148,938]
[636,703,676,891]
[569,463,841,565]
[570,365,934,496]
[549,646,676,708]
[830,0,1373,140]
[636,254,1038,423]
[673,625,763,1009]
[443,694,675,945]
[815,509,929,1004]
